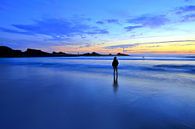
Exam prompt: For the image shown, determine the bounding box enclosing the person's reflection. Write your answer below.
[113,71,118,93]
[112,56,119,93]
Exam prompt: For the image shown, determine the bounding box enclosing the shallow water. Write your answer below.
[1,56,195,129]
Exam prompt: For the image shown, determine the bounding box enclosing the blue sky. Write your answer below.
[0,0,195,53]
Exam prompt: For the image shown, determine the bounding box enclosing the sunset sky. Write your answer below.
[0,0,195,54]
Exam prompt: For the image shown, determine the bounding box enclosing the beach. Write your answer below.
[1,56,195,129]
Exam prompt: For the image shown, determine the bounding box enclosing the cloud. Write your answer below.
[173,5,195,22]
[127,15,169,28]
[124,25,143,31]
[105,44,138,49]
[44,36,72,42]
[0,27,32,35]
[105,40,195,49]
[96,19,119,25]
[0,18,109,37]
[86,29,109,34]
[0,37,58,49]
[182,13,195,22]
[106,19,119,24]
[96,21,104,24]
[176,5,195,14]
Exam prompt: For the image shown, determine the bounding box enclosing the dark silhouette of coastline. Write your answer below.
[185,56,195,58]
[0,46,129,57]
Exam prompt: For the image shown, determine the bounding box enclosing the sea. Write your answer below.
[1,56,195,129]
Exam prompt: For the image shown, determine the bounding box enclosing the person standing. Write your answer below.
[112,56,119,74]
[112,56,119,93]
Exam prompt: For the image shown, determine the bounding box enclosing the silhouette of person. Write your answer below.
[112,56,119,74]
[112,56,119,93]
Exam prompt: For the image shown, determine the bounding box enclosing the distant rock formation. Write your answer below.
[82,52,102,56]
[52,52,75,56]
[24,48,51,57]
[185,56,195,58]
[0,46,23,57]
[0,45,129,57]
[117,53,129,56]
[52,52,66,55]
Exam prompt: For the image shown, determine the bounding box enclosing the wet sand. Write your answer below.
[0,57,195,129]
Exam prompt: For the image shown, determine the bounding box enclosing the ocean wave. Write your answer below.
[153,64,195,73]
[1,58,195,74]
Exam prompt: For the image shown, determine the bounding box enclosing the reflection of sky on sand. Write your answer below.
[1,57,195,129]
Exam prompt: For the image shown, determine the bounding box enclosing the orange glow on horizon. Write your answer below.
[125,41,195,54]
[52,40,195,54]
